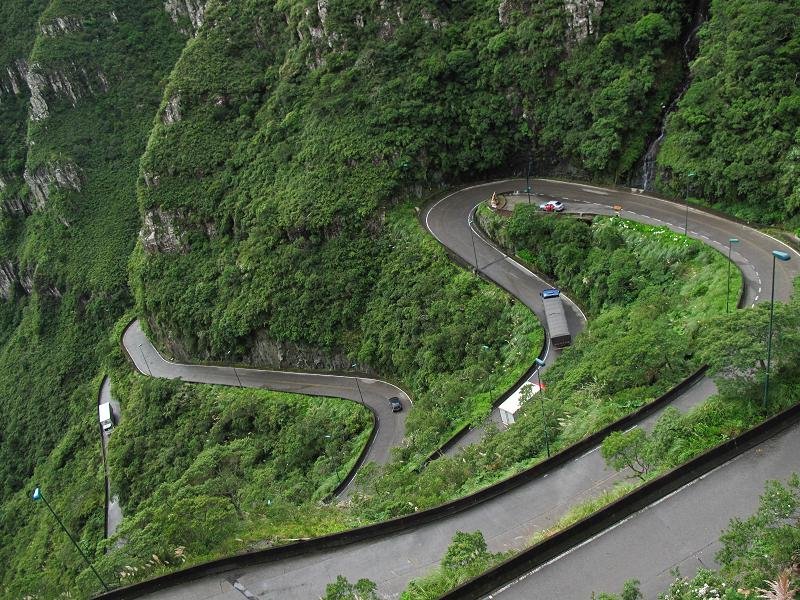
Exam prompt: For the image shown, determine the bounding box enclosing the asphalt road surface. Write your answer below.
[98,376,123,538]
[490,420,800,599]
[122,320,410,494]
[114,179,799,599]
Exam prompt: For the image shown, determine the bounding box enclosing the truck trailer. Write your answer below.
[98,402,114,432]
[540,288,572,349]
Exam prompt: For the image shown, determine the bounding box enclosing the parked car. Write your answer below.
[388,397,403,412]
[539,200,565,212]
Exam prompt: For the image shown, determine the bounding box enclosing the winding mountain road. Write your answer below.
[104,179,799,600]
[123,320,411,493]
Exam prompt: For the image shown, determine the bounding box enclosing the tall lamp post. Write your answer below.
[137,343,152,376]
[525,154,533,204]
[32,487,109,592]
[763,250,791,411]
[684,172,695,236]
[726,238,739,313]
[354,377,366,406]
[534,357,550,457]
[468,213,480,272]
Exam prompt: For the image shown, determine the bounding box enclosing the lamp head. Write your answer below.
[32,487,42,501]
[773,250,791,262]
[535,358,546,367]
[729,238,738,244]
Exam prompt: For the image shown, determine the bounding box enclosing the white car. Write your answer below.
[539,200,565,212]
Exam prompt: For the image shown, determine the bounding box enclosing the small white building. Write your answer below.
[499,382,543,427]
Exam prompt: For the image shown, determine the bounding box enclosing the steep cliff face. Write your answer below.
[22,161,83,212]
[564,0,603,42]
[0,174,28,215]
[1,57,110,123]
[0,261,17,300]
[498,0,603,41]
[0,2,187,595]
[163,0,208,35]
[24,60,109,121]
[0,58,30,97]
[140,207,188,253]
[39,15,84,37]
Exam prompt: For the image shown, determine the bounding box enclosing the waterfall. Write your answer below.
[637,1,708,190]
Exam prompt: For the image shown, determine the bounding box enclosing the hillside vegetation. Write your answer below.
[0,0,797,596]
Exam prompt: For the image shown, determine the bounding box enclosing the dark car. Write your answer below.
[388,397,403,412]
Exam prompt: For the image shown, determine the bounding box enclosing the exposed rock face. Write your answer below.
[498,0,516,26]
[164,0,208,35]
[0,174,32,216]
[40,16,84,37]
[0,261,17,300]
[140,208,187,253]
[420,9,446,30]
[23,64,50,120]
[18,267,34,296]
[0,261,62,299]
[244,329,355,372]
[23,162,83,211]
[498,0,603,41]
[140,207,218,253]
[162,94,181,124]
[0,59,29,97]
[565,0,603,42]
[150,315,356,373]
[16,61,110,121]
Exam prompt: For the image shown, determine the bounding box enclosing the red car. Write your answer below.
[539,200,565,212]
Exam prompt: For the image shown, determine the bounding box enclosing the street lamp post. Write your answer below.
[763,250,791,411]
[726,238,739,313]
[138,343,152,376]
[468,215,480,272]
[354,377,366,406]
[525,154,533,204]
[32,487,109,592]
[534,357,550,457]
[684,172,695,237]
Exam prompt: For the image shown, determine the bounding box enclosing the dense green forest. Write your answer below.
[0,0,798,596]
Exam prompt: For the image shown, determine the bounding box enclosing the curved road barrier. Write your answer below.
[442,401,800,599]
[94,178,799,599]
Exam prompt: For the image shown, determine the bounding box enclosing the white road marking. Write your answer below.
[535,178,800,261]
[581,188,609,195]
[488,457,739,597]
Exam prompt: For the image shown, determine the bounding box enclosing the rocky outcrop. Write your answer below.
[0,261,17,300]
[140,207,218,253]
[244,329,354,372]
[23,162,83,211]
[40,16,84,37]
[164,0,208,36]
[565,0,603,42]
[498,0,602,41]
[0,174,32,216]
[0,262,61,299]
[0,59,30,99]
[162,94,181,125]
[14,60,110,121]
[149,315,356,373]
[140,208,188,254]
